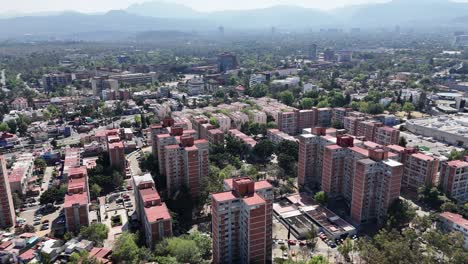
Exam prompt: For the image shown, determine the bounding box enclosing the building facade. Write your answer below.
[439,160,468,202]
[133,174,172,248]
[211,177,273,264]
[0,156,16,228]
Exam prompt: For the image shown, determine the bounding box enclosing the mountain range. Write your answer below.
[1,0,468,40]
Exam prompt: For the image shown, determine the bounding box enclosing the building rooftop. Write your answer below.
[212,191,237,203]
[108,141,124,150]
[64,192,88,207]
[144,202,171,223]
[243,193,266,206]
[350,146,369,157]
[447,160,468,168]
[412,153,435,161]
[440,211,468,228]
[255,180,273,190]
[386,144,406,152]
[139,188,160,203]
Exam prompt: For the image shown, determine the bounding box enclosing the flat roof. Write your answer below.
[440,211,468,228]
[243,193,266,206]
[64,192,88,207]
[212,191,237,203]
[144,202,171,223]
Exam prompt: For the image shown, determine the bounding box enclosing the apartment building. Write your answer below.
[159,133,209,197]
[277,111,298,136]
[350,150,403,224]
[8,153,34,195]
[439,160,468,202]
[228,129,257,149]
[211,177,273,264]
[401,153,439,192]
[207,129,225,145]
[133,174,172,248]
[42,73,73,92]
[298,128,335,189]
[64,166,89,233]
[374,126,400,146]
[108,141,125,173]
[0,155,16,228]
[332,108,351,127]
[298,131,404,224]
[267,129,297,144]
[211,113,231,132]
[439,212,468,249]
[249,110,267,124]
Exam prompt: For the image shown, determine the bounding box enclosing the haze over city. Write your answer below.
[0,1,468,264]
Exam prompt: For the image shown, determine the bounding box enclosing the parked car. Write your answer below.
[288,240,296,246]
[299,241,306,246]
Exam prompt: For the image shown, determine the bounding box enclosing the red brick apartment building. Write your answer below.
[64,166,90,233]
[154,124,209,197]
[211,177,273,264]
[385,145,440,192]
[0,155,16,228]
[108,141,125,172]
[133,174,172,248]
[298,130,404,224]
[439,160,468,202]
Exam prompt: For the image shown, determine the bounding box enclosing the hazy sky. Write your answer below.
[2,0,468,13]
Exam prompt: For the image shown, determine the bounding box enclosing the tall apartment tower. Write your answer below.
[133,174,172,248]
[0,155,16,228]
[439,160,468,203]
[298,128,333,190]
[402,153,439,192]
[108,141,125,172]
[211,177,273,264]
[164,136,209,197]
[350,149,403,224]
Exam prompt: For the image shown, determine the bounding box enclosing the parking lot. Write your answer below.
[400,131,464,157]
[100,189,136,247]
[18,204,65,237]
[271,218,344,262]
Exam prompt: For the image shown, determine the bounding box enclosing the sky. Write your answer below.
[1,0,468,14]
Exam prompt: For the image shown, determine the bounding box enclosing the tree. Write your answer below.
[155,232,210,264]
[34,158,47,172]
[387,102,401,114]
[402,102,415,119]
[15,224,35,235]
[308,256,329,264]
[40,186,66,205]
[69,251,99,264]
[278,153,297,177]
[314,191,327,205]
[252,139,275,162]
[112,170,124,189]
[6,119,17,133]
[337,238,354,263]
[120,120,132,128]
[90,184,102,200]
[386,198,416,230]
[280,91,295,106]
[0,122,10,132]
[79,223,109,246]
[275,140,299,160]
[399,136,407,147]
[112,232,140,263]
[246,84,268,98]
[301,98,314,109]
[305,225,318,253]
[448,149,463,161]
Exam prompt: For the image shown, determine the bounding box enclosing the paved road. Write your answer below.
[41,166,54,194]
[0,69,5,86]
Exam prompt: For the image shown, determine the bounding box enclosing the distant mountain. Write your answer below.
[0,10,211,39]
[347,0,468,27]
[3,0,468,40]
[126,1,201,19]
